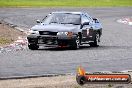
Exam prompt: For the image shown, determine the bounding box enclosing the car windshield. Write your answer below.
[43,13,81,25]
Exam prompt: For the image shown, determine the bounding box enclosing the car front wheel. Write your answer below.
[71,36,80,50]
[28,44,39,50]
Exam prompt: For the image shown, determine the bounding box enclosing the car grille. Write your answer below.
[39,31,57,35]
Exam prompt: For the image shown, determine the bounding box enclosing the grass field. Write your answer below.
[0,0,132,7]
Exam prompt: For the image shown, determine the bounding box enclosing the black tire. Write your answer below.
[28,44,39,50]
[89,33,100,47]
[71,36,80,50]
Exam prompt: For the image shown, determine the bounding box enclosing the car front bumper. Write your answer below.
[27,35,77,47]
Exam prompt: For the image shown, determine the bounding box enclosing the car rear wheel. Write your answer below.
[89,33,100,47]
[28,44,39,50]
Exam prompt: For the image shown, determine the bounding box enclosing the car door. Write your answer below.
[81,14,93,42]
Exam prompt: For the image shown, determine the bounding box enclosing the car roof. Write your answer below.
[51,11,84,15]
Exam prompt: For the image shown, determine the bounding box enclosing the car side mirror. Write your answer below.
[83,22,89,26]
[95,21,99,23]
[94,20,99,23]
[36,20,41,23]
[93,18,99,23]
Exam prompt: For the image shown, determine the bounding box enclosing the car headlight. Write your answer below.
[57,32,67,35]
[28,30,39,35]
[57,32,73,36]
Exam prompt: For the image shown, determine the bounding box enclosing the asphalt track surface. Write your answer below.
[0,7,132,78]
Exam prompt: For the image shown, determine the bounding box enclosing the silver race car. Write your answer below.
[27,12,102,50]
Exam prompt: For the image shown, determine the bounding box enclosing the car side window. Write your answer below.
[81,14,90,24]
[85,14,94,24]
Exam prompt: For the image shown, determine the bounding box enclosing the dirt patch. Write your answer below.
[0,22,25,47]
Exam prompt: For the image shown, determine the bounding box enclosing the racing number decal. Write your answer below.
[82,29,89,37]
[87,29,89,36]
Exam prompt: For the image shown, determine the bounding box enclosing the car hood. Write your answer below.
[31,24,80,32]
